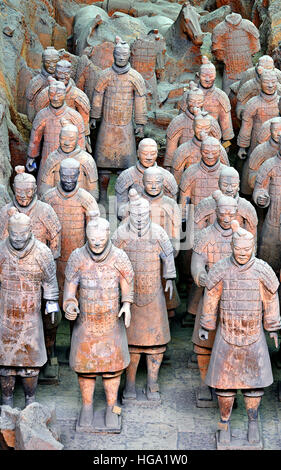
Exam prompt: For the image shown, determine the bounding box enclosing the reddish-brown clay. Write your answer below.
[200,220,280,446]
[25,47,60,122]
[164,83,222,169]
[171,110,229,185]
[0,210,59,408]
[37,122,98,200]
[236,55,281,93]
[112,189,176,402]
[63,212,133,430]
[211,13,260,95]
[115,138,178,220]
[27,79,85,183]
[41,158,99,306]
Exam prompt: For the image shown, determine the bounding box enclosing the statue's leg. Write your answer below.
[42,304,62,379]
[123,352,141,399]
[78,374,96,427]
[146,353,163,400]
[196,345,212,401]
[103,373,122,428]
[242,389,263,444]
[21,375,39,407]
[0,375,16,407]
[215,389,236,444]
[98,169,111,207]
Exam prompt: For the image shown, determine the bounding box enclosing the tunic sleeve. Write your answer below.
[37,245,59,301]
[158,227,176,280]
[261,285,281,332]
[114,249,134,304]
[63,249,81,311]
[200,280,223,331]
[28,114,45,158]
[237,100,256,148]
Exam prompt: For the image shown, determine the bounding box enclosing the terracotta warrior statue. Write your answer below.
[37,121,98,200]
[0,183,11,209]
[195,166,258,236]
[199,220,280,447]
[191,191,238,405]
[25,46,60,122]
[183,57,234,147]
[237,69,279,160]
[35,60,91,152]
[142,166,181,320]
[236,59,281,119]
[248,117,281,192]
[179,135,228,220]
[0,166,62,381]
[90,37,147,204]
[211,13,260,95]
[256,104,281,146]
[237,54,281,93]
[0,210,59,407]
[171,109,229,185]
[253,136,281,274]
[112,189,176,402]
[64,211,134,431]
[42,158,99,305]
[115,138,178,220]
[164,82,221,170]
[26,78,85,182]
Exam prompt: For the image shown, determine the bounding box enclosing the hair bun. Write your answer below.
[231,220,240,232]
[212,189,222,202]
[15,165,25,174]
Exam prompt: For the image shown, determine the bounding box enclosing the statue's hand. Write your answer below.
[199,327,209,341]
[199,272,207,287]
[90,118,96,130]
[118,301,131,328]
[270,332,279,349]
[85,135,92,153]
[257,194,270,207]
[26,157,37,172]
[65,303,80,321]
[165,279,173,300]
[135,125,144,138]
[238,147,247,160]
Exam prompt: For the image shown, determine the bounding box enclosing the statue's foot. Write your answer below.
[197,383,213,401]
[25,395,35,408]
[218,421,231,444]
[247,419,260,444]
[2,396,14,408]
[123,384,137,399]
[43,362,58,379]
[105,406,120,429]
[78,404,94,428]
[146,383,160,401]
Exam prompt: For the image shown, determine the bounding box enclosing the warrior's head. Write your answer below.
[113,36,130,68]
[257,55,274,76]
[218,166,240,198]
[42,46,60,75]
[128,188,150,232]
[86,210,109,255]
[59,119,79,154]
[213,190,238,230]
[199,56,216,89]
[200,134,221,167]
[193,108,211,140]
[55,60,72,87]
[13,166,37,207]
[270,117,281,143]
[186,82,204,115]
[59,158,80,193]
[8,208,32,251]
[48,77,66,109]
[231,220,255,265]
[138,138,158,168]
[259,68,278,95]
[143,166,164,197]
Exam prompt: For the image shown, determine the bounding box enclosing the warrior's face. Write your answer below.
[143,174,163,197]
[130,206,150,231]
[232,238,254,265]
[138,143,158,167]
[271,122,281,143]
[113,47,130,68]
[49,88,65,108]
[14,183,36,207]
[56,67,71,86]
[87,226,110,255]
[194,119,211,140]
[261,75,277,95]
[199,69,216,89]
[60,129,78,153]
[219,175,240,198]
[59,167,79,192]
[201,144,220,167]
[187,95,204,114]
[9,225,32,251]
[216,206,237,230]
[44,56,59,75]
